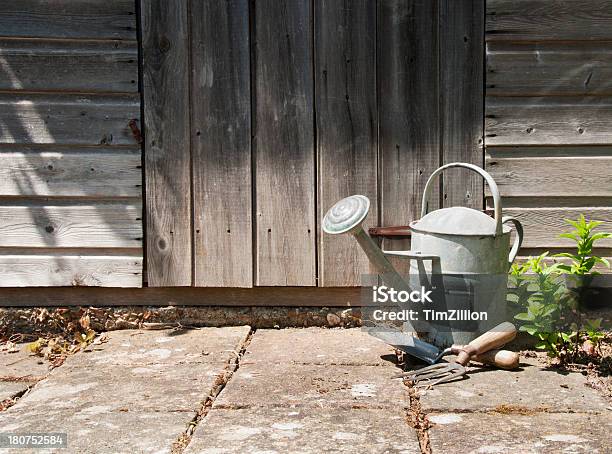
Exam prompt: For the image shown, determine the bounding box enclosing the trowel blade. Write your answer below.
[367,329,441,365]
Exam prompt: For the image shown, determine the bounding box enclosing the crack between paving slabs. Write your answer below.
[0,385,35,412]
[397,350,433,454]
[403,380,433,454]
[170,328,255,454]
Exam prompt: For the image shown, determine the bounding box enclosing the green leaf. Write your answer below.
[519,324,539,336]
[515,312,534,321]
[559,233,579,242]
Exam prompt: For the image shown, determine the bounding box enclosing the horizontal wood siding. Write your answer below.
[0,1,142,287]
[486,0,612,41]
[0,254,142,287]
[487,42,612,96]
[0,39,138,93]
[485,0,612,270]
[0,147,141,197]
[0,1,137,40]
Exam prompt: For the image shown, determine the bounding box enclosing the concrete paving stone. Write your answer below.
[428,411,612,454]
[418,356,609,413]
[0,327,252,454]
[214,362,408,410]
[243,328,397,366]
[0,343,49,380]
[6,362,222,413]
[73,326,251,368]
[185,407,420,454]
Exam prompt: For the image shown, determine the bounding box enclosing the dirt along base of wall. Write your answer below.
[0,306,363,337]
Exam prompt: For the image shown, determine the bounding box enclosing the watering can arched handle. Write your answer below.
[421,163,503,236]
[502,216,523,265]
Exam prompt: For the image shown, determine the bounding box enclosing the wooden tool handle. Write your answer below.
[456,322,517,366]
[472,349,519,370]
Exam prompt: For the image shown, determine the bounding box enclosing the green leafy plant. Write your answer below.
[554,214,611,275]
[584,318,605,352]
[512,253,574,358]
[509,216,610,361]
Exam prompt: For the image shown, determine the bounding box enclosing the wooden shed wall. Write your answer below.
[485,0,612,265]
[0,1,143,287]
[142,0,484,288]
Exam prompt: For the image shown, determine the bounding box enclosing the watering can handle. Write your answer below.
[421,163,503,236]
[502,216,523,265]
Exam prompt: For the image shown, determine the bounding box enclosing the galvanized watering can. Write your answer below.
[323,163,524,347]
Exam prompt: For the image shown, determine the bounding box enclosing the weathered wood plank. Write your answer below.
[141,0,191,286]
[191,0,252,288]
[494,196,612,209]
[316,0,377,287]
[440,0,484,209]
[487,42,612,96]
[379,0,440,249]
[486,0,612,41]
[0,287,365,307]
[0,0,136,40]
[0,147,141,197]
[254,0,315,286]
[0,39,138,93]
[0,93,140,145]
[485,154,612,197]
[498,208,612,248]
[486,97,612,145]
[0,253,142,287]
[0,202,142,248]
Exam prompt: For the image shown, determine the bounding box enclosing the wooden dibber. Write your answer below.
[454,321,519,368]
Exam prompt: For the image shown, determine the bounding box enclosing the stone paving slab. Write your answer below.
[0,327,251,454]
[0,381,29,402]
[74,327,250,368]
[418,356,609,413]
[188,328,421,453]
[0,343,49,380]
[214,362,407,410]
[185,407,419,454]
[0,411,186,454]
[0,343,48,405]
[428,411,612,453]
[242,328,397,366]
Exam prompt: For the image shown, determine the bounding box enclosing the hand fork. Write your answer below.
[393,322,518,387]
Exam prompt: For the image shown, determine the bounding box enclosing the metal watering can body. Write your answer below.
[323,163,524,348]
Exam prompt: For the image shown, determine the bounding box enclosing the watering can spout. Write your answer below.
[322,195,409,292]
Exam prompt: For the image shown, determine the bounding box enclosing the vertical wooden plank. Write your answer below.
[141,0,192,286]
[254,0,315,286]
[316,0,377,287]
[440,0,484,209]
[379,0,440,248]
[191,0,252,287]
